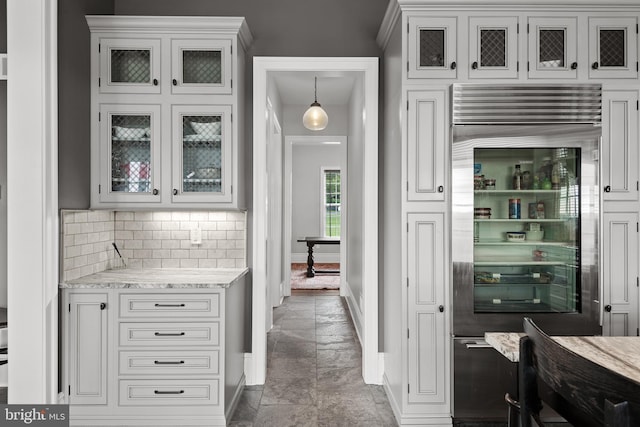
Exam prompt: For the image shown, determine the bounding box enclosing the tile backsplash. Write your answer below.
[61,210,246,282]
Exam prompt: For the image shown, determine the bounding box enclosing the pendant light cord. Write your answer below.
[314,76,318,103]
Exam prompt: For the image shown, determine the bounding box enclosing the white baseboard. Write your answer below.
[344,281,364,346]
[291,252,340,264]
[225,374,246,421]
[383,373,453,426]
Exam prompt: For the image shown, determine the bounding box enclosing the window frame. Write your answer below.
[320,166,341,238]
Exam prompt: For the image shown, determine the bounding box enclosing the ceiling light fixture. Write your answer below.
[303,76,328,131]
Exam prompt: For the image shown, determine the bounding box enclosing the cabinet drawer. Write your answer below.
[119,350,220,375]
[120,293,220,318]
[119,379,219,406]
[119,322,220,347]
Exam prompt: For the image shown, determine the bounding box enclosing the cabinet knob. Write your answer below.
[439,305,444,313]
[571,62,578,70]
[592,62,599,70]
[173,189,178,196]
[152,188,159,196]
[153,78,158,86]
[605,304,612,312]
[471,61,478,70]
[604,185,611,193]
[100,302,106,310]
[172,79,178,86]
[450,61,457,70]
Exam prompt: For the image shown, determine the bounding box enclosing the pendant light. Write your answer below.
[303,77,328,131]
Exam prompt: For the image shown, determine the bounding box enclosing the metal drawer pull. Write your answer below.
[154,332,185,337]
[154,303,186,307]
[154,390,184,395]
[154,360,185,365]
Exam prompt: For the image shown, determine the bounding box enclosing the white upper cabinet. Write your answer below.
[589,17,638,79]
[171,39,233,95]
[99,38,162,94]
[601,90,639,202]
[408,16,458,79]
[171,105,233,203]
[527,17,578,79]
[98,103,162,204]
[469,16,519,79]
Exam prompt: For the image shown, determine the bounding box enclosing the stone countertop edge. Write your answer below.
[484,332,525,363]
[59,267,250,289]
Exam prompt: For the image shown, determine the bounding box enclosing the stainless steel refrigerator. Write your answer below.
[450,84,602,421]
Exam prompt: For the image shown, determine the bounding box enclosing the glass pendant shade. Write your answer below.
[303,102,328,130]
[303,77,328,131]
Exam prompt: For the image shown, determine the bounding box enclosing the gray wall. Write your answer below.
[58,0,115,209]
[57,0,388,209]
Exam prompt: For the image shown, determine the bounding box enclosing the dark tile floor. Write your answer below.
[230,291,397,427]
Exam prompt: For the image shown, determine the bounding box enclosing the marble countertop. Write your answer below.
[0,307,6,328]
[486,332,640,384]
[485,332,525,362]
[60,267,249,289]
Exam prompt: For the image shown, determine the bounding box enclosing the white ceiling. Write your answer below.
[271,71,357,106]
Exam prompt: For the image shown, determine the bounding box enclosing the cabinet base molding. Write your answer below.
[69,414,227,426]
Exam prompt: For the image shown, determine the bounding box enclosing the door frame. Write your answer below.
[251,57,380,385]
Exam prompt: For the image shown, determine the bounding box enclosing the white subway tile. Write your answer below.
[227,211,246,221]
[180,221,195,231]
[171,212,190,221]
[63,235,74,247]
[87,232,102,244]
[115,230,134,240]
[162,221,180,231]
[124,221,144,231]
[114,220,124,230]
[128,259,143,269]
[217,259,236,268]
[199,259,218,268]
[74,234,88,246]
[208,249,226,259]
[208,212,227,221]
[218,240,235,249]
[116,211,134,221]
[162,240,180,249]
[200,221,217,231]
[206,230,227,240]
[152,249,171,259]
[143,239,162,250]
[143,221,162,231]
[74,212,88,223]
[142,259,162,269]
[81,243,95,256]
[171,249,190,259]
[202,239,218,249]
[217,221,235,231]
[124,239,143,250]
[171,230,189,240]
[190,212,209,221]
[133,230,153,240]
[189,249,208,259]
[161,259,180,268]
[61,211,75,224]
[66,223,82,235]
[226,230,244,240]
[180,259,199,268]
[227,249,245,259]
[134,211,154,221]
[235,221,245,231]
[153,212,172,221]
[133,249,152,259]
[65,245,82,259]
[152,230,171,240]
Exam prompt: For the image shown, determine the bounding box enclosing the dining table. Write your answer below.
[296,236,340,277]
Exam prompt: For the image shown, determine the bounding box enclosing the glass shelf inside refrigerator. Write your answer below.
[473,147,580,313]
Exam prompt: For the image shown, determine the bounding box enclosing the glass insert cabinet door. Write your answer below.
[171,39,232,94]
[99,104,162,203]
[407,16,457,79]
[589,17,638,79]
[527,17,578,79]
[99,38,161,94]
[473,147,581,313]
[469,16,519,79]
[171,105,232,203]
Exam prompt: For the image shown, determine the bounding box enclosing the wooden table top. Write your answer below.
[297,237,340,244]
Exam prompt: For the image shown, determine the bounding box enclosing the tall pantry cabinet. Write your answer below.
[86,16,252,209]
[378,1,640,424]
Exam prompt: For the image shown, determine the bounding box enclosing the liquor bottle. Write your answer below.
[512,164,523,190]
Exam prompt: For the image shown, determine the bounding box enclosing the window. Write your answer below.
[322,168,341,237]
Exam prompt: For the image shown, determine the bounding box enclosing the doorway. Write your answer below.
[252,57,380,386]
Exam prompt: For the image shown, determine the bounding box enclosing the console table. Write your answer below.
[296,237,340,277]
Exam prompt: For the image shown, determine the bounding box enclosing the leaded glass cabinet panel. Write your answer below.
[171,105,233,203]
[407,16,457,79]
[171,39,233,94]
[98,38,161,94]
[469,16,519,79]
[99,104,162,203]
[589,17,638,79]
[528,17,578,79]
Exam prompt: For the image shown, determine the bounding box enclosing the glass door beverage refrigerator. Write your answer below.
[451,84,602,421]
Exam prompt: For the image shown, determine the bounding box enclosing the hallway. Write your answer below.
[230,291,397,426]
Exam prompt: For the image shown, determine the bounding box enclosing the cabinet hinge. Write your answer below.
[98,112,101,121]
[636,277,638,287]
[68,303,71,312]
[517,61,519,72]
[407,277,409,288]
[231,185,233,194]
[231,45,233,55]
[406,222,409,233]
[407,22,409,33]
[636,222,638,232]
[98,77,101,87]
[231,113,233,123]
[68,385,71,395]
[527,62,530,72]
[231,79,233,89]
[517,23,519,34]
[527,23,529,34]
[408,383,410,394]
[407,328,410,339]
[406,100,409,111]
[637,100,639,110]
[98,184,101,194]
[637,23,639,34]
[98,43,101,53]
[637,62,639,72]
[406,61,409,72]
[637,327,639,337]
[406,181,409,192]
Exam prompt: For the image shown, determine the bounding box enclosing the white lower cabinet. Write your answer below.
[406,213,450,414]
[602,212,640,336]
[62,287,246,426]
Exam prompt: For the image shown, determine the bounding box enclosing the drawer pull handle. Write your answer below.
[154,360,185,365]
[154,390,185,395]
[154,303,186,307]
[154,332,186,337]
